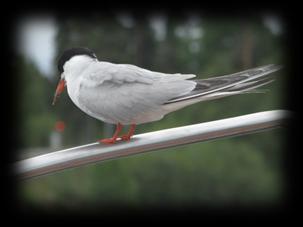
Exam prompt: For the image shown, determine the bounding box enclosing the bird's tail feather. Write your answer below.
[164,64,281,105]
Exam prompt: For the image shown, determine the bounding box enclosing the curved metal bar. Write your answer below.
[15,110,291,179]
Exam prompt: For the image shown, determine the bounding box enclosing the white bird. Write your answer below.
[53,47,281,144]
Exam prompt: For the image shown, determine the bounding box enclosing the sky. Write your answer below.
[16,14,282,79]
[17,16,58,78]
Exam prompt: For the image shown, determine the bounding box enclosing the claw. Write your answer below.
[98,123,123,145]
[119,124,136,142]
[97,123,136,145]
[119,135,131,141]
[99,138,118,144]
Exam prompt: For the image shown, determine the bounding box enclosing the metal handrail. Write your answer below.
[15,110,291,179]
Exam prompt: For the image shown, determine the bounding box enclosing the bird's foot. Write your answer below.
[98,123,123,145]
[97,123,135,144]
[99,137,118,144]
[119,135,132,141]
[119,124,136,142]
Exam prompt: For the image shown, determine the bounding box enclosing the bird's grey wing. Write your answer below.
[78,62,196,124]
[82,61,196,86]
[165,64,281,104]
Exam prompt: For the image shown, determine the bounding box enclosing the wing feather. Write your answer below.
[165,64,281,104]
[81,61,196,86]
[77,61,196,124]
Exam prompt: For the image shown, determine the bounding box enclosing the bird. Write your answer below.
[52,47,281,144]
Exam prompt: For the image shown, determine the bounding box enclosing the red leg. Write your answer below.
[119,124,136,141]
[99,123,123,144]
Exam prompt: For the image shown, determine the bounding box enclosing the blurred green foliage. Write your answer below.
[18,13,286,210]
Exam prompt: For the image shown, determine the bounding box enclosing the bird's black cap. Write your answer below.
[57,47,97,73]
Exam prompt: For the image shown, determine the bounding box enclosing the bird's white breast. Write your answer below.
[63,56,108,121]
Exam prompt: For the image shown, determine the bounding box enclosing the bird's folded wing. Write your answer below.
[78,62,197,123]
[81,61,196,87]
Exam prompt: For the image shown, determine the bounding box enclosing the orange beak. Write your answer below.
[52,79,66,105]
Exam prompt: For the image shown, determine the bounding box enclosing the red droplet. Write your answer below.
[55,121,65,132]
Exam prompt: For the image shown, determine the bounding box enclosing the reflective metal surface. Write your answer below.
[15,110,291,179]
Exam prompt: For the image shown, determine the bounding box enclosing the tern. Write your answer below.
[53,47,281,144]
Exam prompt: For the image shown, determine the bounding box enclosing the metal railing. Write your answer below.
[15,110,291,179]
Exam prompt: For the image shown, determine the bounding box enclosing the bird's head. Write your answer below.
[52,47,97,105]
